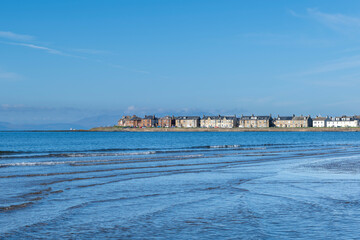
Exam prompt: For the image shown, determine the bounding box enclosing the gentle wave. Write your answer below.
[0,147,265,160]
[0,201,34,212]
[0,142,354,155]
[0,147,158,155]
[1,143,354,160]
[0,151,335,179]
[0,150,30,155]
[69,154,205,167]
[0,154,205,167]
[54,151,157,158]
[0,151,158,160]
[0,143,292,156]
[0,161,80,167]
[210,145,242,148]
[1,146,356,167]
[187,143,294,149]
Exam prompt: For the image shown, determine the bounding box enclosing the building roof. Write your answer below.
[293,116,310,121]
[129,116,142,121]
[202,116,221,120]
[275,116,293,120]
[313,117,328,121]
[143,115,157,120]
[176,116,200,120]
[240,116,252,120]
[332,116,354,121]
[202,115,237,120]
[241,115,271,120]
[159,116,174,120]
[120,115,142,121]
[222,116,237,120]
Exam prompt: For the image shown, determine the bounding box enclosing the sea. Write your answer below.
[1,131,360,239]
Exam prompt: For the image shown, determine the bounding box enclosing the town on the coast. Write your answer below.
[117,114,360,128]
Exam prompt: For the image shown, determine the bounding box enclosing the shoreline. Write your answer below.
[2,127,360,132]
[89,127,360,132]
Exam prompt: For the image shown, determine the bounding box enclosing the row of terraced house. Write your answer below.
[118,114,360,128]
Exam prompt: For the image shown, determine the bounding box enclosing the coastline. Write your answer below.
[3,127,360,132]
[89,127,360,132]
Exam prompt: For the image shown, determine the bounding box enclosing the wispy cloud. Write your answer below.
[2,41,87,59]
[278,54,360,88]
[288,9,305,18]
[12,42,63,55]
[307,8,360,30]
[290,8,360,33]
[0,31,92,58]
[3,40,150,74]
[1,32,149,75]
[0,69,21,81]
[298,55,360,76]
[0,104,85,113]
[0,31,34,41]
[0,104,25,110]
[284,9,360,82]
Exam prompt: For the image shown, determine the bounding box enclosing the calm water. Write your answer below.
[1,132,360,239]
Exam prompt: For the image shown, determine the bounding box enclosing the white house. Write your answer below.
[327,116,359,128]
[200,115,237,128]
[175,116,200,128]
[313,116,330,128]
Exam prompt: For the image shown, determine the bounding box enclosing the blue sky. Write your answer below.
[1,0,360,125]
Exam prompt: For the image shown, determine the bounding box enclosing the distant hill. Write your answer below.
[0,122,85,131]
[0,114,120,131]
[0,122,11,130]
[72,114,119,129]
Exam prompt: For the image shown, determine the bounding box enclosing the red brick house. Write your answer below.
[117,115,142,127]
[139,115,158,127]
[158,116,175,127]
